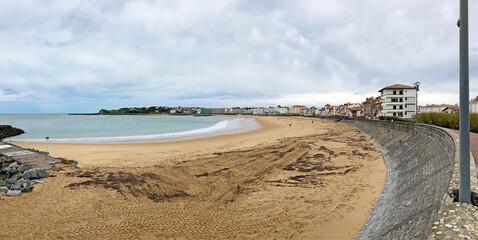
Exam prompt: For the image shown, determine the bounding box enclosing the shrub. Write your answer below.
[417,112,478,133]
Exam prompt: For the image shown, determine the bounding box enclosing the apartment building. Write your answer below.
[379,84,417,119]
[290,105,308,115]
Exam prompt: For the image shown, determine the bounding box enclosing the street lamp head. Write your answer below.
[414,82,420,91]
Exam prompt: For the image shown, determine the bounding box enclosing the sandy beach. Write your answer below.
[3,116,386,239]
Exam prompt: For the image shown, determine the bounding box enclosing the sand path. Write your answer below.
[3,117,386,239]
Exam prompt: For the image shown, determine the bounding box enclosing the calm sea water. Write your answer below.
[0,114,260,143]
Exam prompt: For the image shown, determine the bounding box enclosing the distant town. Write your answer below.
[96,84,478,119]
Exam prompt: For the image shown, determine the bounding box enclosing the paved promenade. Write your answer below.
[451,130,478,176]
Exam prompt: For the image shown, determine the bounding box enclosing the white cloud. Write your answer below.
[0,0,476,112]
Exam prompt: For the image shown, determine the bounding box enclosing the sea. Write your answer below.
[0,114,261,144]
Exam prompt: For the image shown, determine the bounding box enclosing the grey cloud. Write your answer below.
[0,1,476,112]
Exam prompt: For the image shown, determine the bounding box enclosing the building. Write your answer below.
[290,105,308,115]
[470,97,478,113]
[420,104,454,113]
[362,97,381,117]
[375,96,383,117]
[379,84,417,119]
[443,106,459,113]
[200,108,212,114]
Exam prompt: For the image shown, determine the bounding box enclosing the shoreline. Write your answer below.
[6,115,260,144]
[2,116,387,239]
[10,116,280,167]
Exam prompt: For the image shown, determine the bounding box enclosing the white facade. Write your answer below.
[420,105,452,113]
[379,85,417,119]
[471,100,478,113]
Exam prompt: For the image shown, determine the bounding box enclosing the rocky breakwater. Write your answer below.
[0,125,25,140]
[0,155,48,199]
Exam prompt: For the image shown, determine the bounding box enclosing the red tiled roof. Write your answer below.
[443,106,459,111]
[292,105,306,108]
[349,107,362,111]
[421,104,454,108]
[379,84,415,92]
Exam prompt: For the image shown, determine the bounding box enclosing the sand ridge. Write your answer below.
[3,117,386,239]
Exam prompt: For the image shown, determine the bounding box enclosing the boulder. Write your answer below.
[37,169,48,179]
[10,181,22,190]
[0,186,7,193]
[20,163,33,172]
[10,173,20,180]
[6,189,22,197]
[0,180,7,187]
[5,179,17,185]
[22,169,37,179]
[21,186,34,193]
[23,168,48,180]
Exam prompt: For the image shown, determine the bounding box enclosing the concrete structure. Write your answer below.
[379,84,417,119]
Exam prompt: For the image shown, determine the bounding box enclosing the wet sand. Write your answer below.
[3,116,386,239]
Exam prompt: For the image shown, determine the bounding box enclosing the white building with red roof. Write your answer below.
[420,104,454,113]
[290,105,308,115]
[378,84,418,119]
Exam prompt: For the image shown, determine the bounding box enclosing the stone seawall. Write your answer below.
[0,125,24,140]
[351,120,455,239]
[316,117,478,239]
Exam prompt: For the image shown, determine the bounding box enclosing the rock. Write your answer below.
[10,173,20,180]
[22,169,38,179]
[5,179,17,185]
[20,163,33,172]
[21,186,34,193]
[0,186,7,193]
[10,181,22,190]
[37,169,48,179]
[23,168,48,180]
[0,180,7,187]
[6,189,22,197]
[7,162,18,168]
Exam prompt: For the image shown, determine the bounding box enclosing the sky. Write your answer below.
[0,0,477,113]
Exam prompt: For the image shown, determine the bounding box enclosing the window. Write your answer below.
[405,97,407,101]
[400,91,403,95]
[393,105,397,109]
[400,98,403,102]
[399,105,403,109]
[393,90,396,95]
[393,112,397,116]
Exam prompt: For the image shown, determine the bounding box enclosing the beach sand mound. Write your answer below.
[2,117,386,239]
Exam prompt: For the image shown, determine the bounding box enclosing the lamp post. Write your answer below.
[458,0,471,203]
[414,82,420,124]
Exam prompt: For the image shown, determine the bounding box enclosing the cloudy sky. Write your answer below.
[0,0,477,113]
